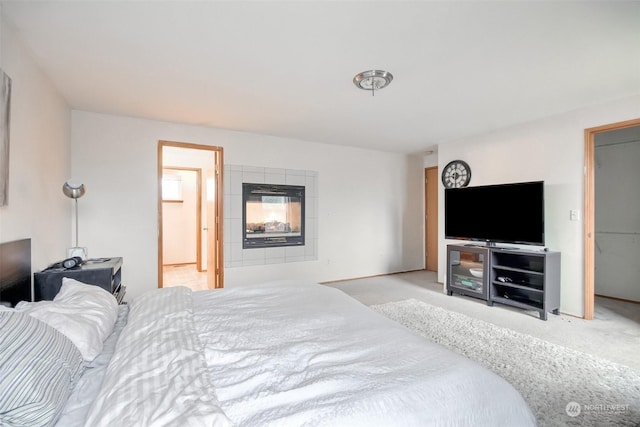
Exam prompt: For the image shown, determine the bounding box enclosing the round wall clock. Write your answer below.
[441,160,471,188]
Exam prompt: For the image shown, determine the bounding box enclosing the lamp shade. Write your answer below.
[62,181,86,199]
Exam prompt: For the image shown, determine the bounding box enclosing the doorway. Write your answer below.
[158,141,224,290]
[161,167,204,289]
[584,118,640,319]
[424,167,438,272]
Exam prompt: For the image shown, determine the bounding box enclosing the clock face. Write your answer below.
[441,160,471,188]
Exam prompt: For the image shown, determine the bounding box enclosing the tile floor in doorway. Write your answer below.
[163,264,209,291]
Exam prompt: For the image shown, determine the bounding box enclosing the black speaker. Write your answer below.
[63,257,83,269]
[48,256,83,270]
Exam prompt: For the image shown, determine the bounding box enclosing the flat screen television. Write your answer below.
[445,181,545,246]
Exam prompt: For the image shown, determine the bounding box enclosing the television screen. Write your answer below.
[445,181,545,246]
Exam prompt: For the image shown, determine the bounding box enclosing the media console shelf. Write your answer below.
[489,248,560,320]
[446,245,491,304]
[446,245,561,320]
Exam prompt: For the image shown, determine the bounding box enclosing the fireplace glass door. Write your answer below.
[243,183,305,248]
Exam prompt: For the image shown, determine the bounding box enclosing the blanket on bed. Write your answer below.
[85,282,536,426]
[84,287,231,426]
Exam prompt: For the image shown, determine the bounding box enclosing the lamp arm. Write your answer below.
[75,198,79,248]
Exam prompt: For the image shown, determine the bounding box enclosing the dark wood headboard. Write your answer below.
[0,238,32,307]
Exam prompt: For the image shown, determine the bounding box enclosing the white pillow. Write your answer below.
[14,278,119,362]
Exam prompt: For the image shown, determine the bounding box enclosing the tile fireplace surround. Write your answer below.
[224,165,318,268]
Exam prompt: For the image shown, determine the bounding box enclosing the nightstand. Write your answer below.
[34,257,125,304]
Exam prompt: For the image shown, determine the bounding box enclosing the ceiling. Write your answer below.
[1,1,639,154]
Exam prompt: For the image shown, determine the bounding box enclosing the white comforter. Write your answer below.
[86,282,536,426]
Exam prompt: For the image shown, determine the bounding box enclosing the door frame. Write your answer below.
[583,117,640,319]
[158,140,224,289]
[424,167,438,271]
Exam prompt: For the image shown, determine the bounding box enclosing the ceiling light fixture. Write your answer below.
[353,70,393,96]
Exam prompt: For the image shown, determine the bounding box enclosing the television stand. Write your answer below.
[462,243,512,250]
[446,245,561,320]
[489,247,560,320]
[446,245,491,304]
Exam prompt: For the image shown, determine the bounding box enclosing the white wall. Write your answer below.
[71,111,424,299]
[0,14,70,273]
[423,152,438,168]
[438,95,640,317]
[162,169,198,265]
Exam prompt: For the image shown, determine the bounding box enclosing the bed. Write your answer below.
[0,239,536,426]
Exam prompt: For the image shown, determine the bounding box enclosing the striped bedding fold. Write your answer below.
[83,286,231,427]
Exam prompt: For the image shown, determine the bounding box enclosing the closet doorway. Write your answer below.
[158,141,224,290]
[424,167,438,272]
[584,118,640,319]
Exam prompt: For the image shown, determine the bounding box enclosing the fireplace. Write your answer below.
[243,183,305,249]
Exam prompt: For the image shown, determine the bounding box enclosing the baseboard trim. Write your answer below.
[595,294,640,304]
[163,262,197,267]
[319,269,428,285]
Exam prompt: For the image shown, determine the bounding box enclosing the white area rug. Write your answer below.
[370,299,640,427]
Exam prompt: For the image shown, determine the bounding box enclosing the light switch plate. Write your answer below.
[570,210,580,221]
